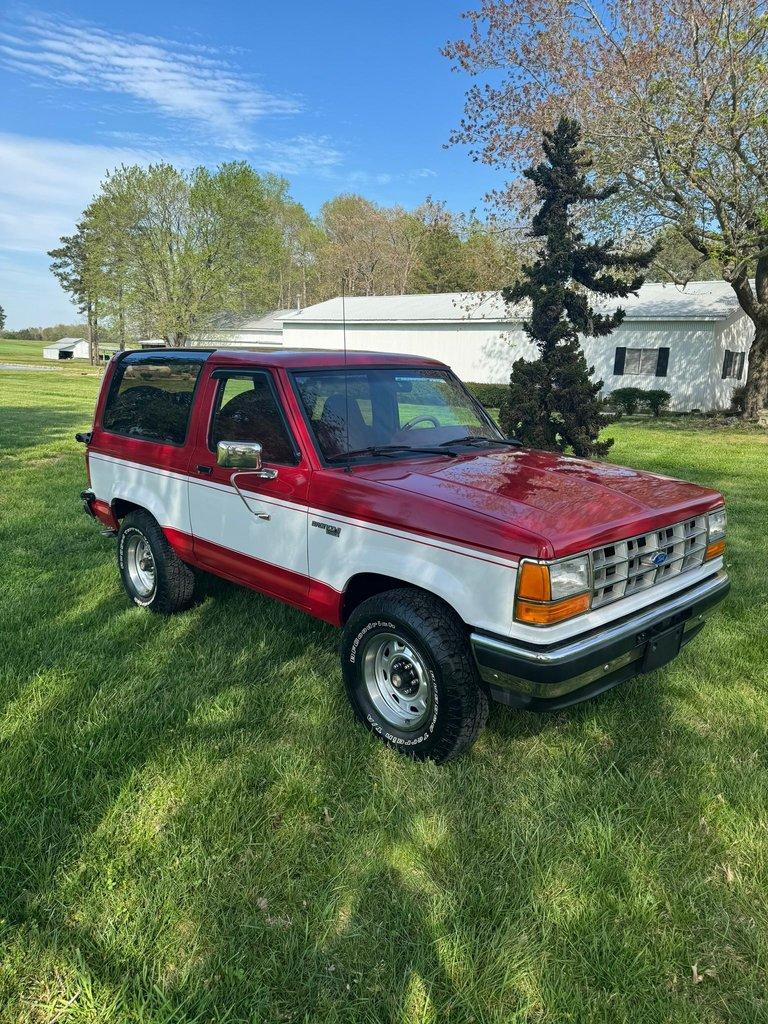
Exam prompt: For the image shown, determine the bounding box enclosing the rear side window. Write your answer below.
[102,355,204,445]
[209,372,297,465]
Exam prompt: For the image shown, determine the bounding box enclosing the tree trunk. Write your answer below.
[87,303,95,365]
[118,290,125,351]
[743,320,768,419]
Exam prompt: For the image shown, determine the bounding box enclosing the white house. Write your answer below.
[267,282,751,413]
[203,309,300,348]
[42,337,89,360]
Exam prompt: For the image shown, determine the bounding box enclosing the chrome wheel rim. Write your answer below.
[362,631,432,731]
[125,533,156,598]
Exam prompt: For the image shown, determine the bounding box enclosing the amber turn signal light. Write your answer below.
[516,561,551,601]
[515,593,591,625]
[705,539,726,560]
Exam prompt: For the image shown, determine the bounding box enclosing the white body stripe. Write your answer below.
[88,453,722,644]
[189,477,309,579]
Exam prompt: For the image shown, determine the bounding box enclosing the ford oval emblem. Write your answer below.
[650,551,668,566]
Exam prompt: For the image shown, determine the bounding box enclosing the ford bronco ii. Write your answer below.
[79,349,730,761]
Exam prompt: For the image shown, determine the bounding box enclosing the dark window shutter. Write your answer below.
[655,347,670,377]
[722,350,732,379]
[736,352,745,379]
[613,347,626,375]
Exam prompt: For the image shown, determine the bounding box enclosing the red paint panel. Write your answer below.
[324,449,724,560]
[162,527,196,562]
[161,527,341,622]
[91,500,119,531]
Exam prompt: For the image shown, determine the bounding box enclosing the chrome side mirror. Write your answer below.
[217,440,263,469]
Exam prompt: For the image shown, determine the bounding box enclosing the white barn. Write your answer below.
[42,337,89,360]
[268,282,751,413]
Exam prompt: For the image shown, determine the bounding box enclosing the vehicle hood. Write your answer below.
[355,448,724,558]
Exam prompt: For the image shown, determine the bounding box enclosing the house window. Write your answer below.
[613,346,669,377]
[722,350,745,380]
[625,348,661,374]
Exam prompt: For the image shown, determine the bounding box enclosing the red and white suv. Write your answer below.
[79,348,730,761]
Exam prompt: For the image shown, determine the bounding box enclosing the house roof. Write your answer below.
[283,281,742,326]
[213,309,300,333]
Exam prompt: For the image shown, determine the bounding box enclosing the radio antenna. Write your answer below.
[342,277,351,473]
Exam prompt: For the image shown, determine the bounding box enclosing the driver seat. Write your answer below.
[318,393,371,455]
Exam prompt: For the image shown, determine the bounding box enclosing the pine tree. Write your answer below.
[501,117,657,458]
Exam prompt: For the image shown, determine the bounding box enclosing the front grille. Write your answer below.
[591,515,708,609]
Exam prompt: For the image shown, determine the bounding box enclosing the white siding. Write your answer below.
[711,311,754,409]
[282,320,536,381]
[282,318,740,411]
[583,321,720,412]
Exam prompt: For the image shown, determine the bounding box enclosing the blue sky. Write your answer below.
[0,1,501,328]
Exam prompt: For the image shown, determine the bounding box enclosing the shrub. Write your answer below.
[609,387,647,415]
[730,384,747,415]
[465,382,509,409]
[644,389,671,417]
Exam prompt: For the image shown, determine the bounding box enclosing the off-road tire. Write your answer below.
[117,510,196,614]
[341,588,489,763]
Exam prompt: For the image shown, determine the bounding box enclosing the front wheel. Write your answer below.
[341,589,489,763]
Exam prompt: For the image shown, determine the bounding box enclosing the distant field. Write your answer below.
[1,363,767,1023]
[0,338,104,371]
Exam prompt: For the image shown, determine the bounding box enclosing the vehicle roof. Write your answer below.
[204,348,449,370]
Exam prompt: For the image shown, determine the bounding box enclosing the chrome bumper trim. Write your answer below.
[471,572,729,670]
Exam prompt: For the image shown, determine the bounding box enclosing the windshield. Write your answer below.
[293,367,505,461]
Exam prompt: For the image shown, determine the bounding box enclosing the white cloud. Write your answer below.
[0,14,301,149]
[0,133,175,254]
[0,132,343,325]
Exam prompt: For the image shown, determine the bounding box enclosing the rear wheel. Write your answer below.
[117,510,196,613]
[341,589,489,763]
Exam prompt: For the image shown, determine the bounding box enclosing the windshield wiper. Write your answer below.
[439,435,522,448]
[327,444,458,463]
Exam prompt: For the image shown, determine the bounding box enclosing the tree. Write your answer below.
[499,118,656,457]
[0,305,5,332]
[90,162,284,346]
[445,0,768,418]
[48,220,102,363]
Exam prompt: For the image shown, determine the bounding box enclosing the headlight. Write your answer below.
[515,555,591,625]
[549,556,591,600]
[705,507,727,560]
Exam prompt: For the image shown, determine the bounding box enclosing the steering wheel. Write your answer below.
[402,414,440,431]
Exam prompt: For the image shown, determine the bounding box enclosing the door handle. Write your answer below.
[196,464,213,475]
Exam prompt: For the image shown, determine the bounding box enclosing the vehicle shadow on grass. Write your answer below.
[0,405,89,462]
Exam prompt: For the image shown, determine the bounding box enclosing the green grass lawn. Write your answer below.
[1,366,767,1024]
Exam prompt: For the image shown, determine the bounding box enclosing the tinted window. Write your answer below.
[102,355,204,445]
[209,372,297,464]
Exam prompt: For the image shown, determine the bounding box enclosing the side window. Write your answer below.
[209,372,297,465]
[102,356,203,445]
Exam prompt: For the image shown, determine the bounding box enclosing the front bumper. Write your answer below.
[471,572,730,711]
